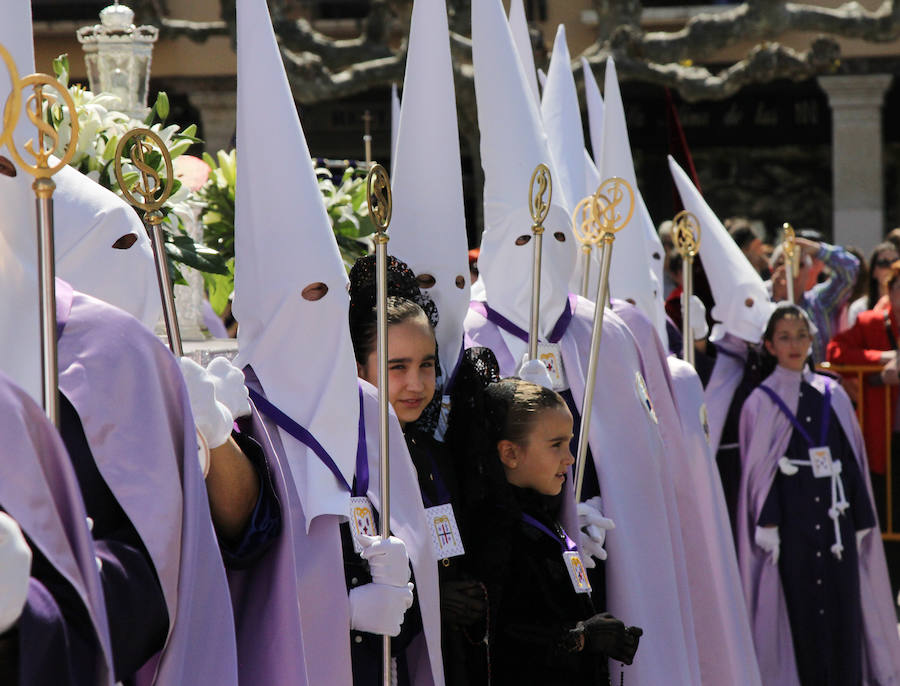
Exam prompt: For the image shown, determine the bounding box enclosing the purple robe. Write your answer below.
[55,279,239,685]
[705,331,749,453]
[230,406,309,686]
[668,360,763,685]
[464,295,701,686]
[612,300,762,686]
[0,371,113,686]
[738,366,900,685]
[244,372,444,686]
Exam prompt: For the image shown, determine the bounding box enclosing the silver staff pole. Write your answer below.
[782,222,797,304]
[0,50,80,426]
[573,178,635,505]
[114,128,180,355]
[673,211,701,368]
[527,164,552,361]
[366,163,394,686]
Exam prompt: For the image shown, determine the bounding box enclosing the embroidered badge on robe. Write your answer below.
[809,446,834,478]
[349,496,377,553]
[538,342,569,391]
[425,503,465,560]
[563,551,592,593]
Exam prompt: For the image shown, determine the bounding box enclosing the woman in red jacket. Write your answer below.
[826,261,900,532]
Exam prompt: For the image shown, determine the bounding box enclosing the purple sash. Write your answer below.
[521,513,577,552]
[250,386,369,497]
[468,293,577,344]
[758,382,832,448]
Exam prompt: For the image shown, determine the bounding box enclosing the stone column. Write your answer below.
[818,74,892,253]
[189,90,237,154]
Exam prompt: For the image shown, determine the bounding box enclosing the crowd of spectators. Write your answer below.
[664,219,900,534]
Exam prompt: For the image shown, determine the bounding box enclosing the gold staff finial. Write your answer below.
[526,163,552,361]
[673,210,701,368]
[673,210,701,258]
[366,163,392,237]
[782,222,798,303]
[593,176,634,235]
[113,127,181,356]
[528,163,552,232]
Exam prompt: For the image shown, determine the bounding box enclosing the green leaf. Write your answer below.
[52,54,69,87]
[202,258,235,316]
[165,233,230,275]
[154,92,170,122]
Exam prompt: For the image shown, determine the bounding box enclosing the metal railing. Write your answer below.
[818,362,898,541]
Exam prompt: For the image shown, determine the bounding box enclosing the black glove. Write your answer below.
[570,612,643,664]
[440,580,486,628]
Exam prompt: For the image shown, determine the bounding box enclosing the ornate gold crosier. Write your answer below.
[673,210,701,367]
[573,176,634,505]
[113,127,180,354]
[365,162,394,686]
[0,43,80,425]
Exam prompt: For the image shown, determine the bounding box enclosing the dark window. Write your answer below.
[32,0,108,22]
[525,0,547,21]
[314,0,371,20]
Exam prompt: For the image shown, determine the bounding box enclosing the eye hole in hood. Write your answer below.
[416,273,436,289]
[515,234,531,246]
[112,234,138,250]
[302,282,329,301]
[0,156,16,177]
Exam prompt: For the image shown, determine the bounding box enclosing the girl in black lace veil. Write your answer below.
[446,348,641,685]
[349,254,489,685]
[348,254,443,434]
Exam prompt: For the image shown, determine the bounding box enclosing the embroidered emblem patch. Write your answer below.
[425,503,465,560]
[348,496,376,553]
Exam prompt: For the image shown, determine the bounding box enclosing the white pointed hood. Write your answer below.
[598,58,666,336]
[541,24,583,216]
[54,165,160,330]
[233,0,359,527]
[473,0,575,337]
[0,1,42,401]
[668,155,774,344]
[390,0,470,378]
[508,0,541,108]
[390,83,400,170]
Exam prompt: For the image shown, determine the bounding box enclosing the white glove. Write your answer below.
[358,534,411,588]
[687,295,709,341]
[179,357,233,451]
[206,357,251,419]
[349,582,415,636]
[577,496,615,567]
[754,526,780,566]
[0,513,32,634]
[517,355,554,390]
